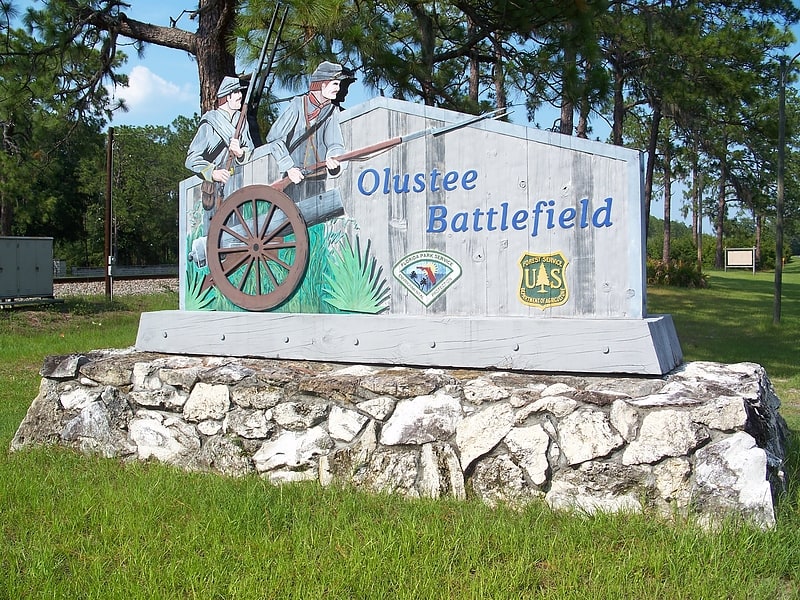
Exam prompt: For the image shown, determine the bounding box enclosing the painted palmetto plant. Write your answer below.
[324,235,390,314]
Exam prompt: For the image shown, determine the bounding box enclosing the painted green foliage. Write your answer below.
[184,219,390,314]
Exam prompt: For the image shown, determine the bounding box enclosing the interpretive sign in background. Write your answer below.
[137,97,682,374]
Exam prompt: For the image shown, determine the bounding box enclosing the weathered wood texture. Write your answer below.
[166,98,681,374]
[180,98,646,319]
[137,310,682,375]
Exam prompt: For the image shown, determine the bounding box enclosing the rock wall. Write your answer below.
[11,349,790,528]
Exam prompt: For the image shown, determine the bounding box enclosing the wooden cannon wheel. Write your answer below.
[206,184,309,311]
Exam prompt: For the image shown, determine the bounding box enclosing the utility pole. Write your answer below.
[105,127,113,301]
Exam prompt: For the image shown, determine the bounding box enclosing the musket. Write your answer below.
[215,3,287,208]
[269,107,511,192]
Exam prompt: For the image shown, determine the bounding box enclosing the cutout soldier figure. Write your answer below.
[266,61,352,202]
[186,76,255,233]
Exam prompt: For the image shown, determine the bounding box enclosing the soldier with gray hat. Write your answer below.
[266,61,353,202]
[186,76,255,234]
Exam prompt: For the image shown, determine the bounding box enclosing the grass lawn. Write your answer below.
[1,269,799,600]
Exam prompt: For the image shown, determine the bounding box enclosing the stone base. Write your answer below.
[11,350,789,528]
[135,311,683,375]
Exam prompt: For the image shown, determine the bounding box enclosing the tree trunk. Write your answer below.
[560,45,575,136]
[492,38,507,110]
[755,210,762,267]
[0,195,12,236]
[714,141,728,269]
[408,1,436,105]
[662,142,672,263]
[643,101,662,240]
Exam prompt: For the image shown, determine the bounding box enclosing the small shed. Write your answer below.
[0,236,55,305]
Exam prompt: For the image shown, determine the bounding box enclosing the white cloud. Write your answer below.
[107,65,199,126]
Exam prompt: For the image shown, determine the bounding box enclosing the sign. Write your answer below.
[136,97,682,374]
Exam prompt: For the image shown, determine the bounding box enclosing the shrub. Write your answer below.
[646,258,709,288]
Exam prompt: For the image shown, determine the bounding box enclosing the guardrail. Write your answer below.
[63,265,178,279]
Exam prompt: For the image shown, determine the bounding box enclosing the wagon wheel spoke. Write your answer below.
[262,218,293,245]
[220,225,249,247]
[259,256,280,289]
[250,198,259,239]
[258,202,277,239]
[263,239,297,251]
[236,258,256,292]
[233,205,254,239]
[221,251,251,278]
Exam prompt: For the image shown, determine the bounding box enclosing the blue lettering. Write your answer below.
[443,171,459,191]
[427,205,448,233]
[559,207,576,229]
[512,210,528,231]
[413,173,426,193]
[593,197,613,227]
[430,168,442,192]
[462,169,478,190]
[393,173,411,194]
[382,167,391,194]
[451,212,469,232]
[579,198,590,228]
[357,169,380,196]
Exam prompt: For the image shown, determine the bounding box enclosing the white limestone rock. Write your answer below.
[271,399,329,431]
[328,405,369,442]
[545,461,649,515]
[252,426,333,472]
[504,424,550,486]
[132,362,163,391]
[463,377,510,403]
[559,409,624,465]
[419,442,466,499]
[230,381,285,409]
[691,395,747,431]
[223,407,273,439]
[197,420,223,436]
[129,387,187,410]
[129,416,200,465]
[198,435,253,477]
[652,457,692,512]
[359,448,420,498]
[541,382,576,397]
[610,399,639,441]
[622,409,709,465]
[320,420,378,486]
[183,382,230,422]
[693,431,775,529]
[356,396,396,421]
[380,390,462,445]
[471,455,538,508]
[60,386,102,411]
[455,402,514,471]
[60,401,136,458]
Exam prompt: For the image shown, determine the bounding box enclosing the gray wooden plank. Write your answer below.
[137,310,682,375]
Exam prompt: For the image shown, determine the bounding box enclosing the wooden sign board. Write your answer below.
[136,97,682,374]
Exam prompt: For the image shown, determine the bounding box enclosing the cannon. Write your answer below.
[196,184,343,311]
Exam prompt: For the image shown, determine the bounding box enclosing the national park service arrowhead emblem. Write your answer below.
[393,250,462,306]
[518,251,569,309]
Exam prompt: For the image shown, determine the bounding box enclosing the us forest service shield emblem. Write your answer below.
[518,251,570,309]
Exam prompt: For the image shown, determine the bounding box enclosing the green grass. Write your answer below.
[1,274,799,599]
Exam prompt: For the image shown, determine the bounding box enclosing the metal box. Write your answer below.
[0,237,54,300]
